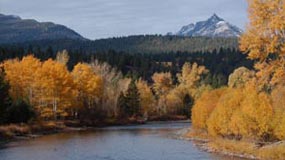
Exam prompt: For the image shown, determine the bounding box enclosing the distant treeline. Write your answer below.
[0,45,252,88]
[0,35,239,54]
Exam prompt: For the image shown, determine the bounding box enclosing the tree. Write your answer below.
[164,87,184,115]
[91,60,131,117]
[240,0,285,89]
[228,67,255,88]
[34,59,76,120]
[207,88,244,137]
[6,99,35,123]
[2,55,41,102]
[0,68,11,124]
[238,87,273,139]
[152,72,173,115]
[72,63,102,109]
[56,50,70,65]
[204,85,274,140]
[177,62,208,92]
[124,80,141,117]
[136,79,156,116]
[117,92,127,118]
[191,88,226,130]
[152,72,173,96]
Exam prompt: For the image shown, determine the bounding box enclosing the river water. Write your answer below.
[0,121,244,160]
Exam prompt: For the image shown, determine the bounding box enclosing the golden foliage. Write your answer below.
[34,59,76,119]
[228,67,255,88]
[136,79,156,116]
[3,56,79,119]
[165,87,184,115]
[3,55,41,101]
[72,63,103,109]
[240,0,285,61]
[206,86,274,139]
[191,88,226,130]
[271,86,285,140]
[238,87,273,138]
[240,0,285,89]
[207,88,244,137]
[177,62,208,90]
[152,72,173,96]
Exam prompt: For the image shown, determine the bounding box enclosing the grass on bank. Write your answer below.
[186,130,285,160]
[0,121,64,139]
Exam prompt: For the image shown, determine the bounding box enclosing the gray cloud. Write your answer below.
[0,0,248,39]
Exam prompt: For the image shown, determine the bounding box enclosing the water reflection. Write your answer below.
[0,121,245,160]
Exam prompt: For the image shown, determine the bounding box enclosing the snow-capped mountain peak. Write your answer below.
[170,14,243,38]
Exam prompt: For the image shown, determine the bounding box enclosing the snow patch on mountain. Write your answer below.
[169,14,243,38]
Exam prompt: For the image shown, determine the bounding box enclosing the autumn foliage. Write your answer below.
[192,0,285,142]
[191,88,226,130]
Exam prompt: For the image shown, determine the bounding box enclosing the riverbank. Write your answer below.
[0,121,68,141]
[0,115,188,142]
[0,120,142,141]
[182,129,285,160]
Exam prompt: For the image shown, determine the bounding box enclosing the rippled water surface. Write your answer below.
[0,121,244,160]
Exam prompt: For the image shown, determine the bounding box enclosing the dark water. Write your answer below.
[0,121,243,160]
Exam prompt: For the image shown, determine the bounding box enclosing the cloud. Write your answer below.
[0,0,248,39]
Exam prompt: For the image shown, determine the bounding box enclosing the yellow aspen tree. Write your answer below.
[165,87,184,115]
[2,55,41,103]
[136,79,156,116]
[207,88,244,137]
[35,59,76,119]
[228,67,255,88]
[56,50,70,65]
[237,86,273,139]
[240,0,285,89]
[177,62,208,91]
[191,88,226,130]
[152,72,173,115]
[72,63,103,109]
[152,72,173,96]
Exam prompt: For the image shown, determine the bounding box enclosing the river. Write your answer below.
[0,121,244,160]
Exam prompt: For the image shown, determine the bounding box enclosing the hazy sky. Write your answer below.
[0,0,248,40]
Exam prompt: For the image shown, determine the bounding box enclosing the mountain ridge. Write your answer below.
[0,13,86,44]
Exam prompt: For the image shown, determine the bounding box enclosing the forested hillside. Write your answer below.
[1,35,238,54]
[90,35,238,53]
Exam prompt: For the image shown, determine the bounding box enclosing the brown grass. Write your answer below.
[258,141,285,160]
[0,121,65,140]
[0,124,31,138]
[208,138,257,157]
[188,129,285,160]
[30,121,65,134]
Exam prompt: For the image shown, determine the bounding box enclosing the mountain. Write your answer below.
[0,13,86,44]
[0,13,239,54]
[170,14,243,38]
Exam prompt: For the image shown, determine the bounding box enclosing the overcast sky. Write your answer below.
[0,0,248,40]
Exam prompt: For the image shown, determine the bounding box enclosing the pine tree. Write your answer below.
[117,92,127,118]
[118,80,141,118]
[0,68,11,124]
[125,80,141,117]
